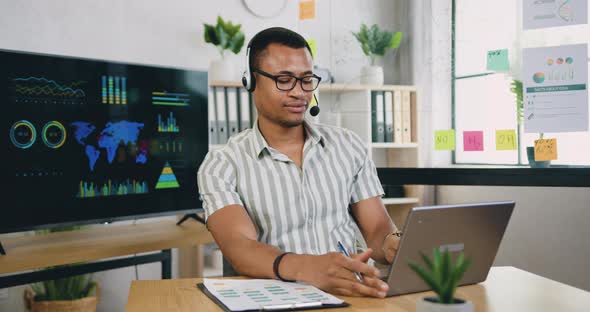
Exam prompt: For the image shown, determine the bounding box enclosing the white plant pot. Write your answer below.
[416,297,474,312]
[360,65,384,85]
[208,58,236,82]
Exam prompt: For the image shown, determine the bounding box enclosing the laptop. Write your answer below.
[384,201,515,297]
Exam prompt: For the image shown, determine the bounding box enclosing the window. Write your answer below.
[453,0,590,166]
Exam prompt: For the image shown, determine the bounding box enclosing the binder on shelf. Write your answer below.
[227,87,239,138]
[401,90,412,143]
[371,91,378,142]
[239,88,251,132]
[215,87,228,144]
[393,90,403,143]
[376,91,385,142]
[208,87,218,145]
[384,91,394,142]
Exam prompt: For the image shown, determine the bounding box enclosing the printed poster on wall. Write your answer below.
[523,0,588,29]
[523,44,588,133]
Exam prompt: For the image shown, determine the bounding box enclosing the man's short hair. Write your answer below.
[249,27,313,70]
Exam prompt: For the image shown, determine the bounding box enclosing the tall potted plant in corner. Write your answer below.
[352,24,402,85]
[204,16,245,82]
[408,248,473,312]
[23,226,98,312]
[511,79,550,168]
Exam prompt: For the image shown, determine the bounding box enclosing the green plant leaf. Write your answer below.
[216,23,229,50]
[217,16,225,29]
[389,32,403,49]
[420,251,434,271]
[203,16,244,55]
[511,79,524,125]
[204,24,219,45]
[352,25,371,57]
[408,260,440,294]
[225,22,241,38]
[432,248,442,286]
[373,31,390,56]
[229,31,245,54]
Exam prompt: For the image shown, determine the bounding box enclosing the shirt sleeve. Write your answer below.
[197,149,243,221]
[348,131,385,204]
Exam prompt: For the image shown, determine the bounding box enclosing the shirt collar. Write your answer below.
[251,119,325,159]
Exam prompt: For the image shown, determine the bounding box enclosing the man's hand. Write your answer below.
[293,248,389,298]
[382,233,401,263]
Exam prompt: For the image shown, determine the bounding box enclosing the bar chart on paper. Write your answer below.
[201,279,345,311]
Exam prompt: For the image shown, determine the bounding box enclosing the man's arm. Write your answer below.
[206,204,389,297]
[351,196,399,264]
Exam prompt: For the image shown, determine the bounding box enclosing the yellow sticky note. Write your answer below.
[307,39,317,58]
[434,130,455,150]
[496,129,517,150]
[534,139,558,161]
[299,0,316,20]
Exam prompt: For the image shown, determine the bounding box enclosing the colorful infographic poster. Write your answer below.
[523,44,588,133]
[523,0,588,29]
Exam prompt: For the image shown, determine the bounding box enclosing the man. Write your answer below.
[198,27,401,298]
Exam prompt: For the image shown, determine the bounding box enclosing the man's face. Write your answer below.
[253,43,314,128]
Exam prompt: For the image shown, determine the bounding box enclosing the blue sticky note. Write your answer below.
[486,49,509,71]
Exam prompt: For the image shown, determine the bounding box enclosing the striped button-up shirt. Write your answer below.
[197,120,384,255]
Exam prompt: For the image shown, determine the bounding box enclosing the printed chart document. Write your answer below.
[199,278,347,311]
[523,0,588,29]
[523,44,588,133]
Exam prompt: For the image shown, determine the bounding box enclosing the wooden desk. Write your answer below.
[126,266,590,311]
[0,219,213,274]
[0,219,214,288]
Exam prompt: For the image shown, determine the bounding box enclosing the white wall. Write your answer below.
[0,1,403,311]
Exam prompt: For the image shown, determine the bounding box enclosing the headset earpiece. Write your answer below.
[242,46,256,92]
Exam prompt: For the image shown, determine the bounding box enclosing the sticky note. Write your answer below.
[496,130,517,150]
[534,139,558,161]
[299,0,316,20]
[486,49,509,71]
[434,130,455,150]
[307,39,317,58]
[463,131,484,151]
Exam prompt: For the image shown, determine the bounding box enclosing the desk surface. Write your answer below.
[0,219,213,274]
[126,266,590,311]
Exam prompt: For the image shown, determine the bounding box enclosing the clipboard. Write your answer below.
[197,283,350,311]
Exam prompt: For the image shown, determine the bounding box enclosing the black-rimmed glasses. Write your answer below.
[253,69,321,91]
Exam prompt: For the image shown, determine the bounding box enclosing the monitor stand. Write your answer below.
[176,213,206,226]
[0,241,5,255]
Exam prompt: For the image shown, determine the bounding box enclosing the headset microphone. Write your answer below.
[309,93,320,116]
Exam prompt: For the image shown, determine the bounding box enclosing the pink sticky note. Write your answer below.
[463,131,484,151]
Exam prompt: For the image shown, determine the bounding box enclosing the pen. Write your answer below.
[337,241,364,282]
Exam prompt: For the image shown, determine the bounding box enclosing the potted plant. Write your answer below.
[511,79,550,168]
[408,248,473,312]
[23,226,98,312]
[352,23,402,85]
[203,16,245,82]
[25,274,98,312]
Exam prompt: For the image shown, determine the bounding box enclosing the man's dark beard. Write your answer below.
[277,119,304,128]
